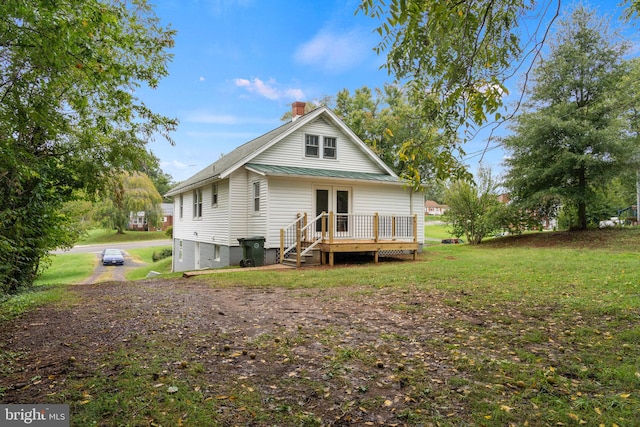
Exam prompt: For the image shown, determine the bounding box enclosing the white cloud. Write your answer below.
[199,76,205,81]
[294,28,371,73]
[184,112,238,124]
[233,77,305,101]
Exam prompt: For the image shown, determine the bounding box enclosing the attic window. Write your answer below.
[305,134,319,157]
[324,137,336,159]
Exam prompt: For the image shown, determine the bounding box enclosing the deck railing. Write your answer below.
[280,212,418,266]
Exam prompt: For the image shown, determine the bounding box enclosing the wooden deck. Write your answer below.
[317,239,419,265]
[281,212,420,267]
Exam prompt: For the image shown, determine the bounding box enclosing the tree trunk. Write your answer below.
[578,167,588,230]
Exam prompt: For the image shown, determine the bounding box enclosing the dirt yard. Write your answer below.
[0,272,475,425]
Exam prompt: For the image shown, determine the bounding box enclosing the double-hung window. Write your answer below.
[323,137,336,159]
[305,134,319,157]
[179,195,183,219]
[193,188,203,219]
[211,183,218,207]
[252,182,260,212]
[305,134,337,159]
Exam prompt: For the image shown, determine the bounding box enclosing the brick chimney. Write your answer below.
[291,101,306,121]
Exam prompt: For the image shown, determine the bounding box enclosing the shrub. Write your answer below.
[165,226,173,238]
[152,248,172,262]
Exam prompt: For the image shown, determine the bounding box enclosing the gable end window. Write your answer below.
[212,183,218,207]
[305,134,319,157]
[179,195,184,219]
[252,182,260,212]
[193,188,203,219]
[323,137,336,159]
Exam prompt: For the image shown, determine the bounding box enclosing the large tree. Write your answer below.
[502,6,633,230]
[335,84,468,186]
[358,0,640,185]
[0,0,176,292]
[98,172,163,234]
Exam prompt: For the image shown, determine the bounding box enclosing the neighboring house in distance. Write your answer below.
[160,203,174,231]
[424,200,449,216]
[165,102,424,272]
[128,203,174,231]
[129,211,147,231]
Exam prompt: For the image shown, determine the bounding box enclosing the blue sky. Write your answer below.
[140,0,638,183]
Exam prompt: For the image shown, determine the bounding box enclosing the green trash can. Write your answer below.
[237,236,265,267]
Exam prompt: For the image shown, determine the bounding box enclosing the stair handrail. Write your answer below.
[280,212,326,265]
[299,212,327,257]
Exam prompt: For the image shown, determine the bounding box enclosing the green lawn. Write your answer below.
[3,228,639,425]
[125,246,174,280]
[424,222,453,240]
[79,228,170,245]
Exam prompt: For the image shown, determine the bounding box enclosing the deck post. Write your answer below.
[413,214,418,260]
[392,216,397,240]
[328,211,335,266]
[328,211,334,244]
[296,215,301,268]
[321,211,327,241]
[373,212,379,242]
[303,213,308,242]
[279,228,284,263]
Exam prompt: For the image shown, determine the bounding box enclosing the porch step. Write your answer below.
[281,250,321,268]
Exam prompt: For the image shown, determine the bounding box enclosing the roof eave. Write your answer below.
[164,175,221,197]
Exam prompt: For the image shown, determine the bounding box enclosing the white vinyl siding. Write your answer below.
[229,169,248,240]
[264,177,424,247]
[253,118,385,174]
[265,177,313,246]
[247,172,267,237]
[172,180,233,246]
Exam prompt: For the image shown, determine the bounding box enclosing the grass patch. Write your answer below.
[125,246,173,280]
[0,285,74,323]
[424,222,454,240]
[78,228,169,245]
[1,253,92,322]
[36,253,96,286]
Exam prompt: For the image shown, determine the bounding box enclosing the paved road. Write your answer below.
[53,239,172,255]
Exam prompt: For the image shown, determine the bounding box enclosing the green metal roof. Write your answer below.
[246,163,402,183]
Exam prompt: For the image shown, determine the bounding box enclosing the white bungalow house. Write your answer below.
[165,102,424,272]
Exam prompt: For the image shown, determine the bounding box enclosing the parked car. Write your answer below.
[101,249,124,266]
